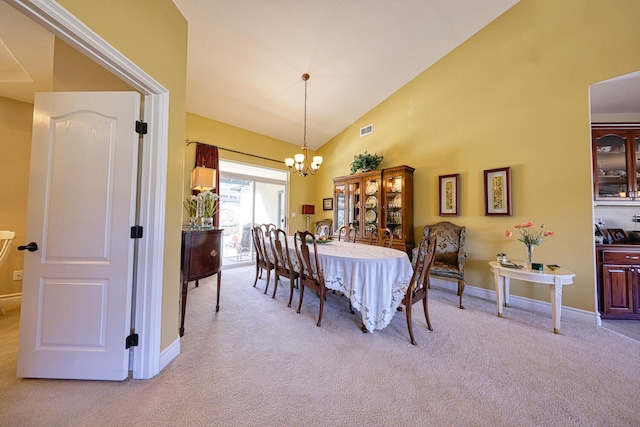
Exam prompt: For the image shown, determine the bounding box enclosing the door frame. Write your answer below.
[8,0,168,379]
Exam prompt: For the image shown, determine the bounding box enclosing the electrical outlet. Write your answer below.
[13,270,23,281]
[633,215,640,223]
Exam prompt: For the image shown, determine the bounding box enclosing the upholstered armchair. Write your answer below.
[411,221,467,309]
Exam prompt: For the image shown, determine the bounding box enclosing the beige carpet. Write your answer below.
[1,265,640,426]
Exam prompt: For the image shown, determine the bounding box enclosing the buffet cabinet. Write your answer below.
[180,227,223,336]
[592,123,640,201]
[333,165,414,254]
[596,244,640,319]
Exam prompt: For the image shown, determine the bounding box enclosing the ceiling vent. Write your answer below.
[360,124,373,137]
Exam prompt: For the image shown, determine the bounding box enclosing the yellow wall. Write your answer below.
[57,0,187,350]
[185,113,317,233]
[315,0,640,312]
[0,97,32,296]
[52,39,134,91]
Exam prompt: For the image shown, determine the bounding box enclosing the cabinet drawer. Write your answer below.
[602,250,640,264]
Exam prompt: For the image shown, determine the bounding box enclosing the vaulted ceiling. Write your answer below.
[1,0,639,150]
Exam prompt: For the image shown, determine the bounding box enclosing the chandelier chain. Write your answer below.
[284,72,322,176]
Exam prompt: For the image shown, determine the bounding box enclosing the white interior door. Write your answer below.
[17,91,140,380]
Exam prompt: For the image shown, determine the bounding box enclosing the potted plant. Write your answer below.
[350,151,384,174]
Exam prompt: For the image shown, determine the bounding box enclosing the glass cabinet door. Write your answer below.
[384,173,403,239]
[594,130,628,199]
[635,135,640,198]
[363,177,380,237]
[348,180,361,235]
[334,184,346,232]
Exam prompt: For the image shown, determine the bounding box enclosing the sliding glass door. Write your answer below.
[218,160,288,268]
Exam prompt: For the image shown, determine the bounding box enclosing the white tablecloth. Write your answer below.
[288,238,414,332]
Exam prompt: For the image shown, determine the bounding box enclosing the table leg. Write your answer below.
[494,270,505,318]
[504,277,510,307]
[179,279,188,337]
[215,271,222,312]
[550,277,563,334]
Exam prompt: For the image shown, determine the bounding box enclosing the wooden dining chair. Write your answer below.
[402,235,437,345]
[294,230,328,326]
[411,221,467,309]
[314,218,333,238]
[368,228,393,247]
[269,228,298,307]
[252,226,275,293]
[337,225,356,242]
[260,223,276,234]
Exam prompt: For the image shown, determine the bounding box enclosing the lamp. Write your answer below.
[301,204,315,232]
[284,73,323,177]
[191,166,216,192]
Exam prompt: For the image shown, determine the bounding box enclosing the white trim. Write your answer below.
[430,277,597,325]
[159,337,181,371]
[0,292,21,315]
[0,292,21,304]
[7,0,170,379]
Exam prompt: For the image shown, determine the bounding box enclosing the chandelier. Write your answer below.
[284,73,323,176]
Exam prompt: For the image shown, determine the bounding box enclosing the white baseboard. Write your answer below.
[430,278,598,325]
[0,292,21,306]
[159,337,181,371]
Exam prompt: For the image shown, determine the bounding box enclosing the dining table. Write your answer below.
[285,237,414,332]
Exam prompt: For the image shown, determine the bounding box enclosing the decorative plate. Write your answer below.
[365,209,377,223]
[366,196,377,208]
[365,182,378,195]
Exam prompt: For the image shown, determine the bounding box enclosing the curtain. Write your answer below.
[194,144,220,227]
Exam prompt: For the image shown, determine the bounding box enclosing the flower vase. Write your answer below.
[525,244,534,269]
[189,216,198,228]
[201,217,213,228]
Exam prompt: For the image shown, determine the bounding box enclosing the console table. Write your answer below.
[180,227,223,337]
[489,261,575,334]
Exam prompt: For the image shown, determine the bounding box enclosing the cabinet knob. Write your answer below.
[210,249,218,258]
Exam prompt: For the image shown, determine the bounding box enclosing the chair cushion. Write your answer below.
[431,261,463,280]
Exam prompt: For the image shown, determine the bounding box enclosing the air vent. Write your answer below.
[360,124,373,137]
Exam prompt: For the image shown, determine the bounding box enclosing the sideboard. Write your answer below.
[596,243,640,319]
[180,227,223,336]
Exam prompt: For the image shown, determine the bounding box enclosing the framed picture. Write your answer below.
[628,230,640,242]
[438,173,459,216]
[607,228,628,242]
[484,167,512,216]
[323,197,333,211]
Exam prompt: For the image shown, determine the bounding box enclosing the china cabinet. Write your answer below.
[592,123,640,201]
[596,244,640,319]
[333,165,414,254]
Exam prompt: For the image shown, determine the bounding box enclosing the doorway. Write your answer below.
[1,1,169,379]
[218,160,288,268]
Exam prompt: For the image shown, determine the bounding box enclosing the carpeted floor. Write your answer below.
[1,265,640,426]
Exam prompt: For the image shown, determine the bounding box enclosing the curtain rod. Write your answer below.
[186,139,282,164]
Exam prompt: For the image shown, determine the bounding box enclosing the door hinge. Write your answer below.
[131,225,143,239]
[136,120,148,135]
[125,333,139,349]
